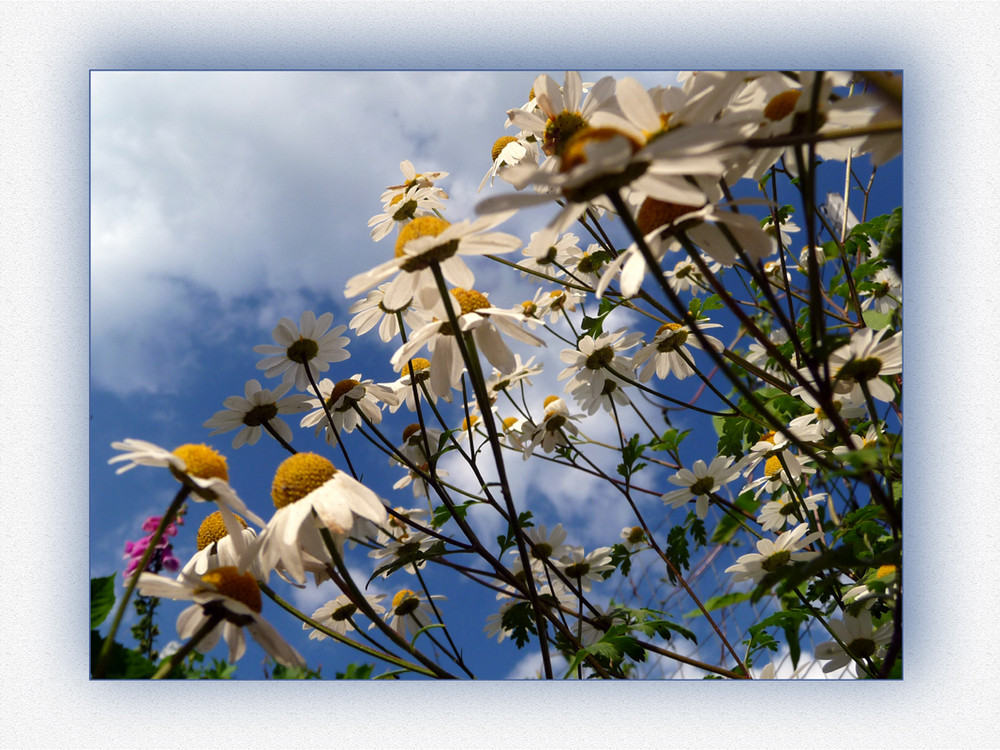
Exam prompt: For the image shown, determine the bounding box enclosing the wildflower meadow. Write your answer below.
[91,70,903,681]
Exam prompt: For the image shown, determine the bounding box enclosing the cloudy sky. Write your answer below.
[89,69,902,681]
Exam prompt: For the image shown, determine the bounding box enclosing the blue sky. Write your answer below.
[89,69,905,680]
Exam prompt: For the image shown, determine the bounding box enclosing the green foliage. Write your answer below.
[90,630,158,679]
[496,510,534,556]
[609,543,632,578]
[90,575,116,629]
[664,514,705,585]
[649,427,691,453]
[616,433,647,480]
[581,296,618,339]
[267,661,322,679]
[336,663,375,679]
[500,601,538,648]
[431,500,477,528]
[745,608,810,667]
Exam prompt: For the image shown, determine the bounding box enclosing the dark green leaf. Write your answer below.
[91,575,117,629]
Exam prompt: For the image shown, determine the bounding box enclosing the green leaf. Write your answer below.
[431,500,476,528]
[684,591,753,618]
[879,206,902,273]
[90,630,158,679]
[650,428,690,453]
[91,575,117,629]
[335,663,374,680]
[270,662,322,680]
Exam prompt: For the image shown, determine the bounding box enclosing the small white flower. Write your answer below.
[203,379,313,449]
[661,455,740,519]
[814,609,893,677]
[253,311,351,392]
[137,567,304,668]
[724,523,823,585]
[306,593,387,640]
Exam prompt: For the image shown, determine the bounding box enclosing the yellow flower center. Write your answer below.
[461,414,480,431]
[491,135,519,162]
[450,287,491,315]
[394,217,457,270]
[559,126,642,173]
[196,510,248,551]
[271,452,337,509]
[636,198,701,236]
[543,395,562,409]
[654,322,688,352]
[502,416,519,431]
[198,566,262,614]
[625,526,646,545]
[521,300,538,316]
[173,444,229,482]
[759,431,776,445]
[401,357,431,377]
[764,89,801,122]
[392,588,420,616]
[764,455,784,478]
[876,564,897,578]
[543,111,589,157]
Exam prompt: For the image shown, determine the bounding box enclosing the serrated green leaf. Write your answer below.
[91,575,117,629]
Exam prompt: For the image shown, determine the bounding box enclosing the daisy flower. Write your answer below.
[742,452,815,501]
[510,523,572,574]
[253,311,351,392]
[569,373,631,416]
[558,327,643,401]
[108,440,266,533]
[826,326,902,403]
[385,588,447,640]
[860,266,902,317]
[387,358,451,413]
[479,132,538,192]
[596,197,773,299]
[522,395,583,458]
[632,319,723,382]
[344,212,522,311]
[369,529,437,578]
[724,523,823,585]
[788,385,867,435]
[661,455,741,519]
[305,593,387,640]
[137,567,304,668]
[181,510,259,577]
[380,159,449,204]
[348,283,429,343]
[557,546,615,592]
[485,354,544,402]
[507,71,616,159]
[517,228,580,281]
[843,564,899,609]
[203,379,312,449]
[757,492,825,532]
[814,609,893,677]
[484,600,517,644]
[250,452,388,584]
[620,525,648,553]
[299,374,399,445]
[368,183,450,242]
[390,286,544,400]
